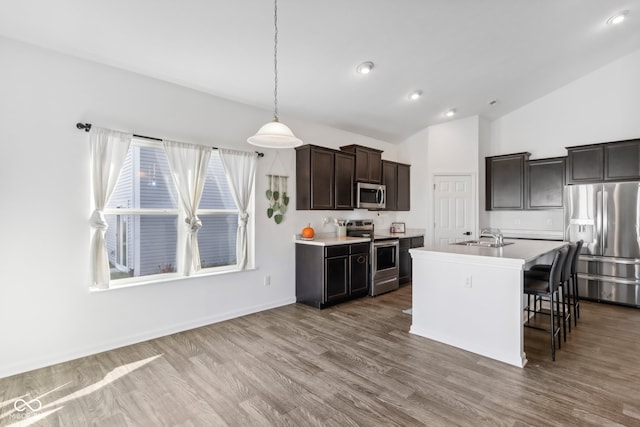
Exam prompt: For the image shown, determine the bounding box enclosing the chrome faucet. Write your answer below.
[480,228,504,246]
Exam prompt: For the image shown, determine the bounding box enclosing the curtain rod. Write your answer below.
[75,122,264,157]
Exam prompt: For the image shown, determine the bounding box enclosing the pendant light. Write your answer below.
[248,0,302,148]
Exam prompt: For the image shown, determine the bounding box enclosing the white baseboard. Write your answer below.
[0,297,296,380]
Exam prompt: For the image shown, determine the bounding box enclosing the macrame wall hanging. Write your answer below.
[265,151,290,224]
[266,174,288,224]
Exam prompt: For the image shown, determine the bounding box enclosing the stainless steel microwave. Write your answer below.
[356,182,386,209]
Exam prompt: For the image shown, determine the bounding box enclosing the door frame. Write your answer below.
[430,173,478,245]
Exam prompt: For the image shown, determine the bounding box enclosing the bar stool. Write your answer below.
[524,246,568,361]
[529,241,580,336]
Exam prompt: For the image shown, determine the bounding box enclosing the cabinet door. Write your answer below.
[310,148,335,209]
[486,153,529,210]
[397,163,411,211]
[368,150,382,183]
[527,157,565,209]
[325,256,348,302]
[382,161,398,211]
[354,147,382,183]
[566,145,604,184]
[334,152,355,209]
[604,139,640,182]
[349,253,369,294]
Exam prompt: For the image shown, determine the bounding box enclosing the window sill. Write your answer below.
[89,265,256,293]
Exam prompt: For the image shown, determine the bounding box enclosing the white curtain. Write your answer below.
[219,148,257,270]
[163,140,211,276]
[89,127,133,289]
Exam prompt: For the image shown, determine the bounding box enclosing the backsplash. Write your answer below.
[481,210,564,240]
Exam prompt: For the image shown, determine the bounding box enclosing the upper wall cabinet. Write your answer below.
[486,153,530,210]
[527,157,565,209]
[604,139,640,182]
[382,160,410,211]
[296,145,355,210]
[566,144,604,184]
[567,139,640,184]
[340,145,383,184]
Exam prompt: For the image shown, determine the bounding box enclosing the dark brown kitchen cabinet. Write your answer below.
[334,151,355,209]
[397,163,410,211]
[486,152,530,210]
[340,145,383,183]
[296,242,370,308]
[527,157,565,209]
[566,139,640,184]
[382,161,398,211]
[399,236,424,285]
[566,144,604,184]
[604,139,640,181]
[382,160,411,211]
[325,252,349,302]
[349,244,370,294]
[296,145,355,210]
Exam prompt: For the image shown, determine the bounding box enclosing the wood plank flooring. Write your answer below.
[2,285,640,426]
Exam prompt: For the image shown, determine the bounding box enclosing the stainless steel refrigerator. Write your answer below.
[565,182,640,307]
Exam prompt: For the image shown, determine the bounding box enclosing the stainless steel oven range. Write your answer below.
[346,219,400,296]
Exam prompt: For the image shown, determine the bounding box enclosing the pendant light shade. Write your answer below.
[247,120,302,148]
[248,0,302,149]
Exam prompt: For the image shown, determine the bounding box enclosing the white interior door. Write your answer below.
[433,174,475,244]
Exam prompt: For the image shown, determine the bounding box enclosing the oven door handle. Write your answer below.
[373,240,399,248]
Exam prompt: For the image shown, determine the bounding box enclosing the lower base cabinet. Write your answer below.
[296,242,370,308]
[399,236,424,285]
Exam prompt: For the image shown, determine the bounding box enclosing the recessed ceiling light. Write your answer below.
[409,90,423,100]
[356,61,374,74]
[607,10,628,25]
[445,108,456,118]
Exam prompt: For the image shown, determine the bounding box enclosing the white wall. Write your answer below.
[0,36,399,378]
[398,116,481,244]
[483,48,640,236]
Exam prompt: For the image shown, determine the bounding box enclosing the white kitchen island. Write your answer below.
[409,239,566,368]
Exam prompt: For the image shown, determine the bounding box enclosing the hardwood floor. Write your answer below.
[2,285,640,426]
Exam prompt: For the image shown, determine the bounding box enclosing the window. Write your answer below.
[104,138,241,282]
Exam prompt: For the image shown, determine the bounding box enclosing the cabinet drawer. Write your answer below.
[350,242,370,255]
[325,245,349,258]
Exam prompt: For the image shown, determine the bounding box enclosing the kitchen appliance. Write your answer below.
[356,182,386,210]
[346,219,399,296]
[564,182,640,307]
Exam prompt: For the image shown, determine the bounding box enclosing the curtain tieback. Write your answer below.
[239,212,249,226]
[185,216,202,232]
[90,210,108,230]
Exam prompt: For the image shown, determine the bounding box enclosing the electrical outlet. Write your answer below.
[264,275,271,286]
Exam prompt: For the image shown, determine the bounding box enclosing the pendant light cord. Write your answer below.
[273,0,279,122]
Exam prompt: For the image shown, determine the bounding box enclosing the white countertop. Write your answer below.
[294,233,370,246]
[411,238,565,263]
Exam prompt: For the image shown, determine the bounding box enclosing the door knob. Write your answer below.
[463,231,472,236]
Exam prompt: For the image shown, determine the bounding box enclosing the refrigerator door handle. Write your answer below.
[602,189,608,252]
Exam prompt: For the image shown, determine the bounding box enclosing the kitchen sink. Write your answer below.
[451,240,514,248]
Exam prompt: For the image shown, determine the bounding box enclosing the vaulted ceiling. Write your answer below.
[1,0,638,142]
